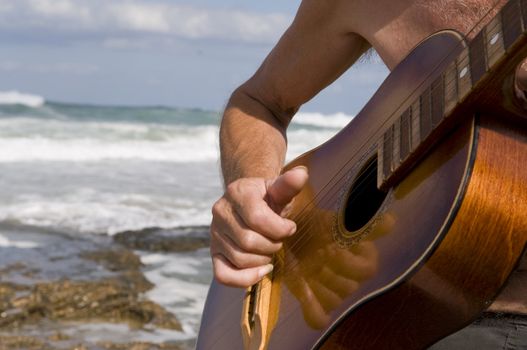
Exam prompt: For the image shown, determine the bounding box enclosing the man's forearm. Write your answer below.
[220,89,290,186]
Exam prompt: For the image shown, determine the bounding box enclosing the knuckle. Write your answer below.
[256,255,272,266]
[225,181,240,198]
[246,208,267,228]
[211,200,220,216]
[230,254,248,269]
[209,229,223,249]
[222,245,241,267]
[239,232,257,251]
[233,252,270,269]
[211,198,225,217]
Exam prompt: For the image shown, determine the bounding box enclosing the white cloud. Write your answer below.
[0,1,292,44]
[107,3,172,33]
[26,0,93,26]
[172,8,290,42]
[29,0,77,16]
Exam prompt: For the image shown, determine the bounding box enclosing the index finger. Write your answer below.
[234,190,297,241]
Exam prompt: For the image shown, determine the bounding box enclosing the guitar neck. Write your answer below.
[378,0,527,190]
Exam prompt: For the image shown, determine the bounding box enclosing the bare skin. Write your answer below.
[210,0,526,314]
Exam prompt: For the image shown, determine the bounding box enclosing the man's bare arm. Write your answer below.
[221,0,369,183]
[211,0,371,287]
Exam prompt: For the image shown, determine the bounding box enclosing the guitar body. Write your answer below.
[197,28,527,350]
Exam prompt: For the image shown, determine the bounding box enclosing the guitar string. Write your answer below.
[259,0,508,279]
[206,59,469,347]
[235,5,510,334]
[206,31,504,350]
[374,17,510,153]
[204,14,506,344]
[276,12,507,264]
[251,6,504,294]
[272,17,504,274]
[258,47,505,327]
[204,30,506,350]
[272,0,509,271]
[252,34,508,324]
[258,12,516,338]
[205,1,509,346]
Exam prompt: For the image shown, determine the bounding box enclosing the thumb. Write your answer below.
[266,166,309,210]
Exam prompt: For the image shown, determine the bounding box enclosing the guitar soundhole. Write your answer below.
[344,156,388,232]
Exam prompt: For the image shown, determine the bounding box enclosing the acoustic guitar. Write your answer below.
[197,1,527,349]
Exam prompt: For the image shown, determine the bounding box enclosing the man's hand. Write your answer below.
[210,166,309,288]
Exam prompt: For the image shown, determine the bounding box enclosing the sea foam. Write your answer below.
[0,116,220,162]
[293,111,354,128]
[0,193,214,235]
[0,115,348,163]
[0,104,353,233]
[0,91,45,108]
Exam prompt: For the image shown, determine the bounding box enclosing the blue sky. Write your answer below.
[0,0,388,114]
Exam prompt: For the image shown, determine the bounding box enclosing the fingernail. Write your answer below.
[289,222,297,235]
[292,165,308,173]
[258,264,274,278]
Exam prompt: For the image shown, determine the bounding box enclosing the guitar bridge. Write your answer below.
[241,256,283,350]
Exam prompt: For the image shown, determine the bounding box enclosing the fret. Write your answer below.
[377,138,384,187]
[379,125,394,184]
[393,117,401,166]
[378,0,527,190]
[431,75,444,127]
[502,0,523,49]
[399,108,411,162]
[485,16,505,68]
[410,99,421,153]
[420,87,432,140]
[444,61,458,115]
[457,48,472,101]
[469,31,487,84]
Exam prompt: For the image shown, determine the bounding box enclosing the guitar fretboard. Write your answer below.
[378,0,527,189]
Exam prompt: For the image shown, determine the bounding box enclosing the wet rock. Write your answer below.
[48,331,71,341]
[82,249,143,272]
[97,341,185,350]
[0,335,47,350]
[0,229,188,349]
[0,337,188,350]
[113,226,210,253]
[0,278,181,331]
[82,249,153,293]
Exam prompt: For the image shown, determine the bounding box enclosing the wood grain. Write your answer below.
[318,115,527,349]
[196,27,527,350]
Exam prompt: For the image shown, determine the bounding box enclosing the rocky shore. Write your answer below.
[0,225,211,350]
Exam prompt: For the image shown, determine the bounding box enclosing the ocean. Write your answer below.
[0,92,353,347]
